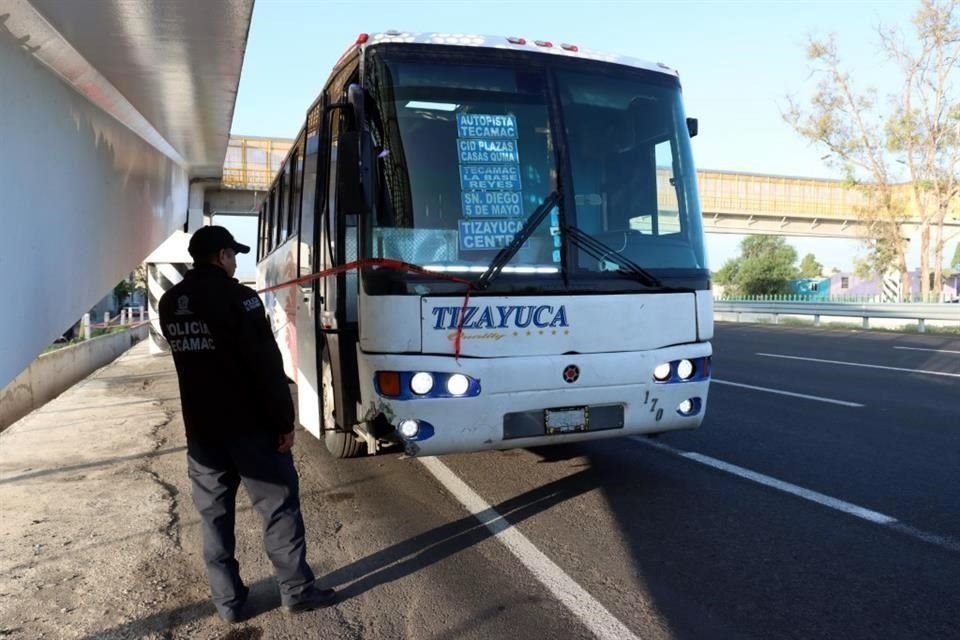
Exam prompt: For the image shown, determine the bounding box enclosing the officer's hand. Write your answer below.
[277,430,295,453]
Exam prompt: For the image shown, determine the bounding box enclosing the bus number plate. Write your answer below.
[545,407,588,434]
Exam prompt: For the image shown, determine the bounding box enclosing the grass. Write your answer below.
[43,326,131,353]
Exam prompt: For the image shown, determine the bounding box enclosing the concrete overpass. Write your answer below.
[0,0,253,388]
[222,138,960,239]
[693,170,960,239]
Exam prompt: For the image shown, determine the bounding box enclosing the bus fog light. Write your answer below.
[677,359,695,380]
[677,398,700,416]
[410,372,434,395]
[446,374,469,396]
[398,419,419,438]
[653,363,671,381]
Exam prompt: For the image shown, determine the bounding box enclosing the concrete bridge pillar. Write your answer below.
[145,262,190,354]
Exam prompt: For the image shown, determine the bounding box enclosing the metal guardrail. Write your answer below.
[714,300,960,332]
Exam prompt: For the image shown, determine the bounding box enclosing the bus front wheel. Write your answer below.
[321,348,365,459]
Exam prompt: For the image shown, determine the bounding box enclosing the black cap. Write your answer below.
[188,225,250,259]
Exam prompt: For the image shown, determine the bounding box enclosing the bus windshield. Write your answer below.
[363,46,708,293]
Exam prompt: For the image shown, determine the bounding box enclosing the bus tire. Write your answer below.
[321,348,365,459]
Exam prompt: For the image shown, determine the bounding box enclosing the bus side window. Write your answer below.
[654,139,681,235]
[258,203,267,260]
[270,187,279,252]
[290,140,304,234]
[279,165,289,241]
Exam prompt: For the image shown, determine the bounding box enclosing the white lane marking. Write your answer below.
[631,437,960,554]
[712,379,864,408]
[419,457,640,640]
[894,346,960,355]
[756,352,960,379]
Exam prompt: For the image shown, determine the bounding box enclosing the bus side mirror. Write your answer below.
[336,130,377,215]
[336,131,368,215]
[686,117,698,138]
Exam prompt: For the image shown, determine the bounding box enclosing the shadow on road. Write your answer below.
[322,466,598,601]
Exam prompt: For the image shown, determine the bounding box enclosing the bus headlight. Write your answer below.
[677,359,695,380]
[410,372,434,395]
[446,374,470,396]
[653,363,672,381]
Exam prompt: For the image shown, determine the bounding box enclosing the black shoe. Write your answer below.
[283,587,337,614]
[219,586,251,624]
[220,604,251,624]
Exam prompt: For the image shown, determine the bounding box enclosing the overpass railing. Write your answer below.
[714,300,960,332]
[222,136,293,191]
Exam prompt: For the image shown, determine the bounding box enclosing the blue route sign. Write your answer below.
[458,218,525,251]
[457,113,518,139]
[457,139,519,164]
[460,164,522,191]
[461,190,524,218]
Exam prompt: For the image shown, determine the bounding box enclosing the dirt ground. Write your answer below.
[0,342,360,640]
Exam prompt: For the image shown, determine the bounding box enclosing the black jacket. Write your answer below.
[158,264,294,442]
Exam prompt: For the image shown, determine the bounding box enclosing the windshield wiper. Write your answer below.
[475,191,561,291]
[562,224,662,288]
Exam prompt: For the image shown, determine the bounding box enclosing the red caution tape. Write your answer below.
[88,311,151,330]
[256,258,477,359]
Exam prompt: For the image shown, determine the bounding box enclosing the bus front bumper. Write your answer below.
[356,342,712,457]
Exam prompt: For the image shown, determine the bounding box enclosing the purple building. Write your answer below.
[827,270,960,301]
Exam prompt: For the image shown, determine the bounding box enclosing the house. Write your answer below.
[792,271,960,301]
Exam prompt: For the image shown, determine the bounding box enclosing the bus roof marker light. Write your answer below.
[356,33,370,45]
[561,43,579,52]
[507,37,527,45]
[535,40,553,48]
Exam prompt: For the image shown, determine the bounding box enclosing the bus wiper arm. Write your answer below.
[562,224,662,288]
[475,191,561,291]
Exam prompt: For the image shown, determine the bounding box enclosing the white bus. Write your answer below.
[256,32,712,458]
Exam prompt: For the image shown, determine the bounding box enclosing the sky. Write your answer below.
[226,0,943,278]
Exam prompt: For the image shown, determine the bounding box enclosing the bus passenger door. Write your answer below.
[295,110,323,438]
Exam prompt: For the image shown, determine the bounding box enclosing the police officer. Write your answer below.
[159,225,335,623]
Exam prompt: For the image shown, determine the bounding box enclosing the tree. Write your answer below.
[718,236,799,296]
[799,253,825,278]
[714,259,740,286]
[884,0,960,300]
[784,0,960,301]
[952,241,960,270]
[113,279,134,309]
[132,265,147,301]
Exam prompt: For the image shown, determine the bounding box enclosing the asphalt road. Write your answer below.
[272,323,960,640]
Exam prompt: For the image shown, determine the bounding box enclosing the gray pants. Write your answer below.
[186,433,315,615]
